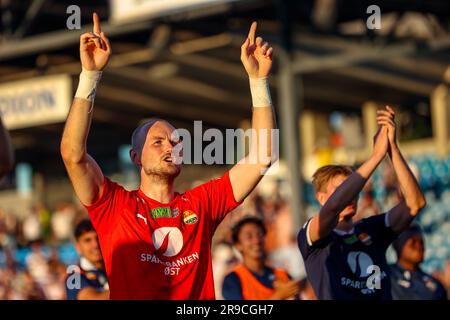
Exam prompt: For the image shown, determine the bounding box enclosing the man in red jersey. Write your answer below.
[61,13,276,299]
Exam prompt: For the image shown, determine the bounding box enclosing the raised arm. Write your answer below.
[308,126,389,243]
[0,116,14,178]
[229,22,277,202]
[377,106,426,234]
[60,13,111,206]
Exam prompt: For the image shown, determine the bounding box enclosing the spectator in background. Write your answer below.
[44,249,67,299]
[212,242,239,299]
[269,199,306,280]
[35,203,51,241]
[354,179,380,221]
[0,115,14,179]
[390,225,447,300]
[66,219,109,300]
[222,216,299,300]
[17,270,47,300]
[51,203,75,243]
[22,208,43,244]
[26,240,50,289]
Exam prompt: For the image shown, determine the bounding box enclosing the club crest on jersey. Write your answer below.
[358,233,373,246]
[183,210,198,225]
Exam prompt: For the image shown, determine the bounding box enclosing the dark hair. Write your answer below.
[74,219,95,240]
[231,216,266,244]
[392,224,423,257]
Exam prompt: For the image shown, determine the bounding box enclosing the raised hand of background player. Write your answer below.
[241,22,273,78]
[376,105,397,148]
[80,12,111,71]
[372,123,389,160]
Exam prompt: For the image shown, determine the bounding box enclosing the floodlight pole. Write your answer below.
[277,47,305,233]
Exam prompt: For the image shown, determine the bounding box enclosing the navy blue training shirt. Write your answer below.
[297,213,397,300]
[389,263,447,300]
[65,258,108,300]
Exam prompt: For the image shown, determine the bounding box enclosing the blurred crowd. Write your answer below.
[0,203,87,299]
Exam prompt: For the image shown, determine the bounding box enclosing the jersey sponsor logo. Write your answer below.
[140,251,200,277]
[343,251,387,295]
[347,251,373,277]
[151,207,171,218]
[183,210,198,225]
[150,207,179,219]
[343,234,358,244]
[152,227,183,257]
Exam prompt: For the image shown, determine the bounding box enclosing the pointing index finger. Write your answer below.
[248,21,257,45]
[93,12,101,34]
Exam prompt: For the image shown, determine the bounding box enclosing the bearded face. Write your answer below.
[131,120,182,181]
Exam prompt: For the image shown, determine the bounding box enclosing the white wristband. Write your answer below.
[249,77,272,108]
[75,69,102,102]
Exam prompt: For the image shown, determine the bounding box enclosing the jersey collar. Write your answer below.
[333,227,355,236]
[80,256,99,272]
[137,188,180,206]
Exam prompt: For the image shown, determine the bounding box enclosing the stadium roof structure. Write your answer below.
[2,0,450,227]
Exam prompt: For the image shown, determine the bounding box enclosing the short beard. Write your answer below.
[142,165,181,183]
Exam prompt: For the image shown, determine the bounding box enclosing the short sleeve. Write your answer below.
[361,213,398,249]
[297,218,332,260]
[83,177,127,233]
[222,272,243,300]
[191,171,243,229]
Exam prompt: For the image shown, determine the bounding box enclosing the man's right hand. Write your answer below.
[372,125,389,160]
[271,279,300,300]
[80,13,111,71]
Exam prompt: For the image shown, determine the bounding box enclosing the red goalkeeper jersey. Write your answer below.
[84,171,242,300]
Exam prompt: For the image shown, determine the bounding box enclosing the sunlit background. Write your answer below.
[0,0,450,299]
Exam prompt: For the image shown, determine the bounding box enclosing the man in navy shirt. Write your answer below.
[298,106,426,300]
[66,219,109,300]
[390,225,447,300]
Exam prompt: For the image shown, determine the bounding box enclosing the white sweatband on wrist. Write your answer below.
[249,77,272,108]
[75,69,102,102]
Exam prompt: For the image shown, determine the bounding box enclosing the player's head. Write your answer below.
[393,224,425,267]
[232,216,266,261]
[312,165,356,220]
[130,118,182,180]
[74,219,103,265]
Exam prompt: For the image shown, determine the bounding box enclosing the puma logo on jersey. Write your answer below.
[136,213,148,225]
